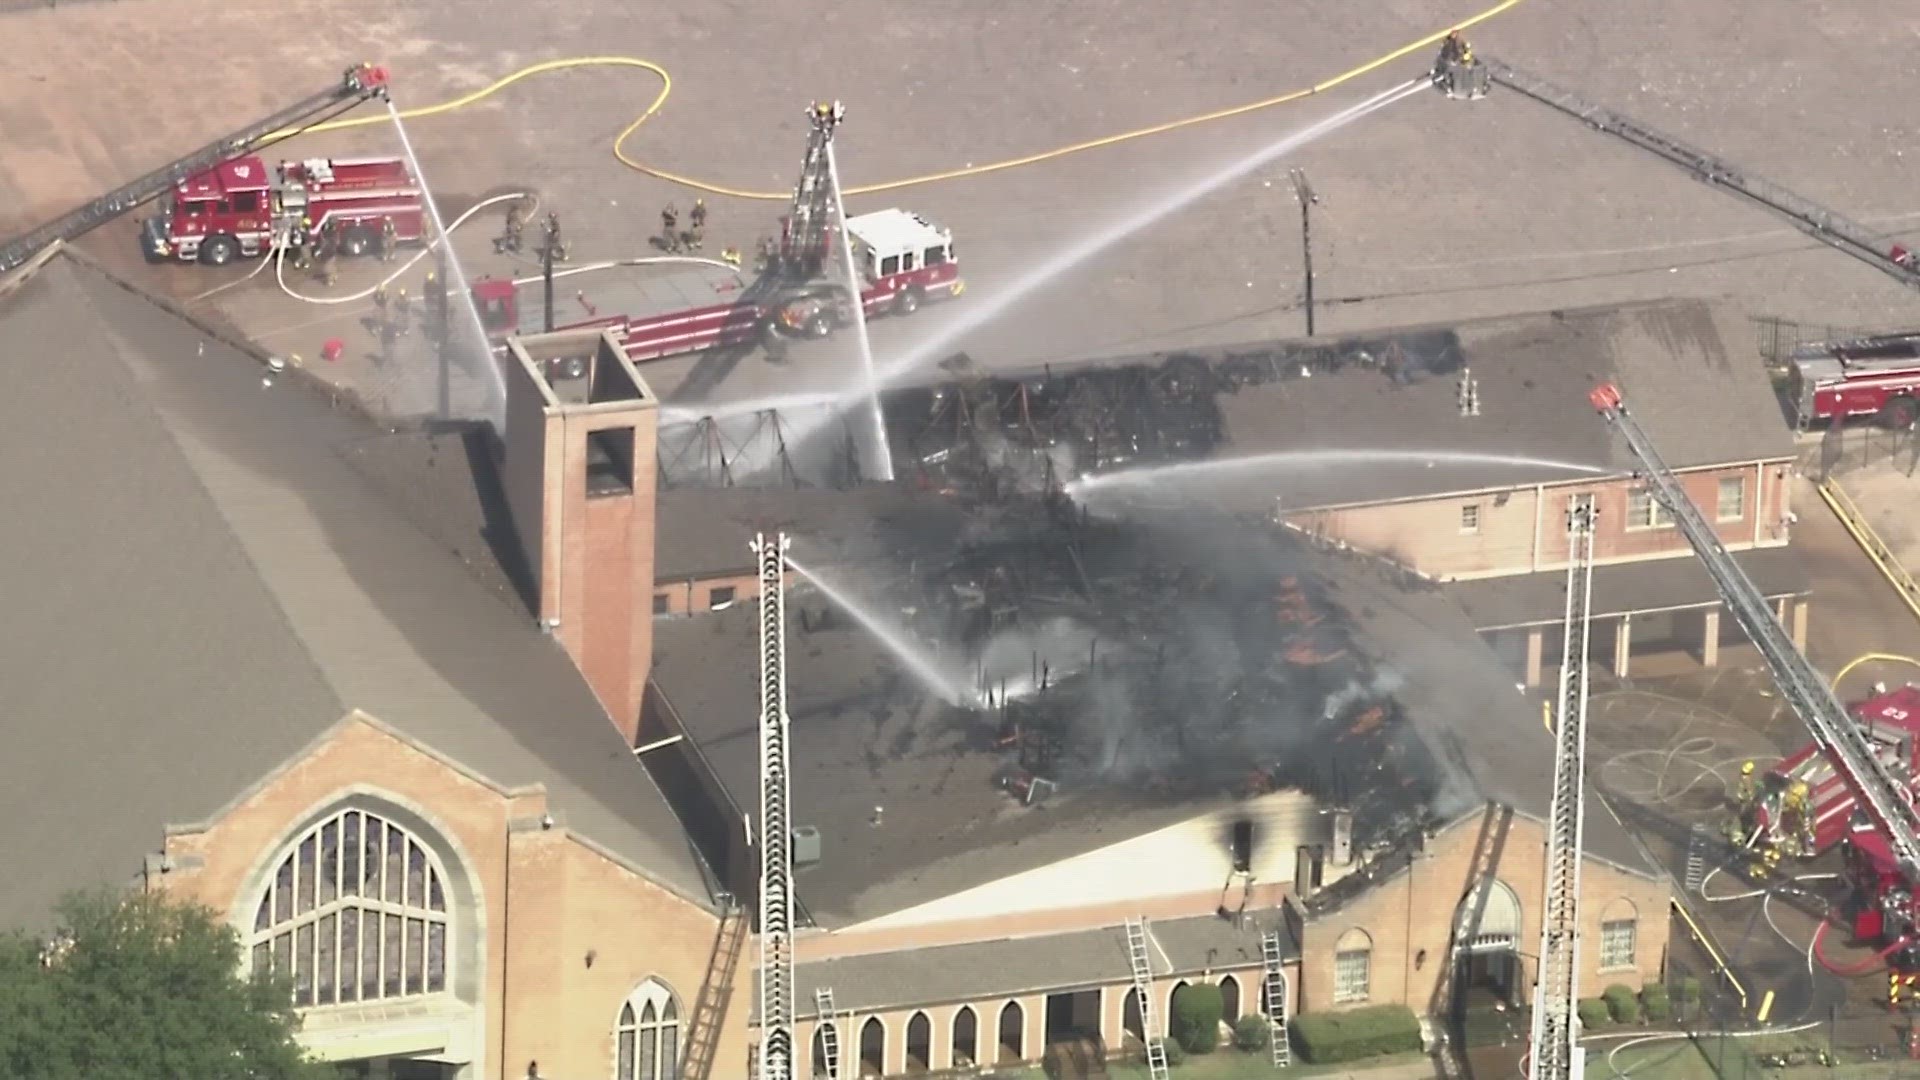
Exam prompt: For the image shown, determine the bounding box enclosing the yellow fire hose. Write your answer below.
[279,0,1532,200]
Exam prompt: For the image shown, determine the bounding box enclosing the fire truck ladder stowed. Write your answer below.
[0,64,392,274]
[1465,56,1920,293]
[1590,383,1920,886]
[1260,930,1291,1068]
[1529,494,1598,1080]
[755,533,797,1080]
[1125,918,1171,1080]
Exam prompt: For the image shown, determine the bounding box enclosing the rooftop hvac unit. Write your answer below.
[792,826,822,867]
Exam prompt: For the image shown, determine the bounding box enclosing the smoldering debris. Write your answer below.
[796,493,1452,851]
[652,330,1466,493]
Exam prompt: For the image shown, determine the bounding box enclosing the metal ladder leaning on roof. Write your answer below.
[813,987,843,1080]
[681,894,749,1080]
[1125,918,1170,1080]
[1260,931,1291,1067]
[1432,804,1516,1028]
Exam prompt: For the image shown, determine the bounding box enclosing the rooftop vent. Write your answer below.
[1456,367,1481,417]
[792,826,822,867]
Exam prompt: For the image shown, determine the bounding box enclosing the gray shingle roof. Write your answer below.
[1047,300,1795,515]
[0,258,715,928]
[753,911,1299,1020]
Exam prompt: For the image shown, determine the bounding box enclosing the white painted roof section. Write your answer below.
[846,208,949,254]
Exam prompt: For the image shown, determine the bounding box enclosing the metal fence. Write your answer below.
[1751,315,1919,368]
[1805,421,1920,482]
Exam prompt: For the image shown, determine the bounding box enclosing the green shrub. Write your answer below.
[1604,983,1640,1024]
[1289,1004,1422,1064]
[1170,983,1224,1054]
[1577,998,1612,1030]
[1160,1038,1186,1067]
[1678,976,1702,1003]
[1232,1014,1271,1051]
[1641,984,1672,1022]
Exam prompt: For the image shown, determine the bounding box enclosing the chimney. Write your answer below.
[1456,366,1480,417]
[502,329,659,743]
[1330,809,1355,868]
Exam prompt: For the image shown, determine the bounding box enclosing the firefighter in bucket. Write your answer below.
[1433,31,1491,100]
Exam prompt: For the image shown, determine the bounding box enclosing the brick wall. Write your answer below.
[1284,462,1793,582]
[1295,807,1670,1016]
[155,712,736,1080]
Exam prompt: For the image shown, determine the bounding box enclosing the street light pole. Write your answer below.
[1289,168,1318,337]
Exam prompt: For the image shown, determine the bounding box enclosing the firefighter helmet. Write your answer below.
[1742,761,1756,775]
[1793,780,1810,797]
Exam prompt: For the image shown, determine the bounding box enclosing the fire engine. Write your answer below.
[1784,334,1920,430]
[1593,383,1920,978]
[470,101,963,365]
[142,154,426,266]
[0,64,394,275]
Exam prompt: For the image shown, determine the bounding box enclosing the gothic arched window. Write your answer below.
[616,979,681,1080]
[249,808,451,1007]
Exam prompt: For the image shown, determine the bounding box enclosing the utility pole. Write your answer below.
[1289,168,1318,337]
[536,212,568,333]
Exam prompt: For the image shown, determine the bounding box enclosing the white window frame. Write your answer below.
[1599,918,1637,971]
[1333,947,1372,1004]
[1460,503,1482,535]
[616,978,682,1080]
[1625,485,1673,532]
[1716,476,1746,522]
[248,808,453,1010]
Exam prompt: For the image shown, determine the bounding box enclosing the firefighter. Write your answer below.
[394,287,412,336]
[690,198,707,231]
[720,246,742,269]
[380,217,399,263]
[660,203,679,252]
[1734,760,1757,806]
[500,203,527,254]
[290,218,313,271]
[756,235,778,271]
[423,270,444,339]
[542,213,569,262]
[319,250,340,288]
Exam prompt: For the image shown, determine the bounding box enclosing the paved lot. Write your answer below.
[4,0,1919,417]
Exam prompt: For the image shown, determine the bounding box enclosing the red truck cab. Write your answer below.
[142,155,425,266]
[1787,334,1920,429]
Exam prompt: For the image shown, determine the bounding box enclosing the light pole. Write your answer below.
[1289,168,1319,337]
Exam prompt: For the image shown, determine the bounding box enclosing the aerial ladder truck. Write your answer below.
[0,64,392,275]
[1432,40,1920,293]
[1590,382,1920,977]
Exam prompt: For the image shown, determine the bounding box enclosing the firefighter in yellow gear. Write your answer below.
[1734,760,1757,806]
[690,198,707,231]
[380,218,399,263]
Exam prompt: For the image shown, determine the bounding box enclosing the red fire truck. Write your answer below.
[471,207,962,363]
[1787,334,1920,429]
[141,155,426,267]
[1751,685,1920,856]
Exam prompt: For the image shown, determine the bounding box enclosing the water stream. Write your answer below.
[825,140,895,482]
[385,99,506,429]
[785,554,976,708]
[1065,448,1607,500]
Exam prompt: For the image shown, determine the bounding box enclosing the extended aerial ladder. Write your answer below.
[1528,494,1598,1080]
[1591,384,1920,881]
[1433,44,1920,292]
[754,533,798,1080]
[773,101,846,278]
[0,64,391,275]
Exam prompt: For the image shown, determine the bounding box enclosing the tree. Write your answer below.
[1170,982,1225,1054]
[0,888,337,1080]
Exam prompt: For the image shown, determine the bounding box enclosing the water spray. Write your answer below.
[824,140,895,482]
[383,99,506,430]
[1064,447,1608,500]
[784,553,975,707]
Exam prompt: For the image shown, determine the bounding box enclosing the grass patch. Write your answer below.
[1106,1048,1429,1079]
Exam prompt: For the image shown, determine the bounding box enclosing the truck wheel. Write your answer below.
[200,235,238,267]
[1881,396,1919,430]
[342,228,372,258]
[893,287,924,316]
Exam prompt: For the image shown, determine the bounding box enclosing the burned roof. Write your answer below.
[0,256,715,929]
[649,488,1653,928]
[878,299,1792,514]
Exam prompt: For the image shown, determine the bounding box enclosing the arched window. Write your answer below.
[858,1016,886,1077]
[1599,898,1639,971]
[616,979,681,1080]
[249,808,450,1007]
[905,1011,932,1072]
[1220,974,1241,1021]
[1333,927,1372,1005]
[951,1005,978,1068]
[997,1000,1025,1064]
